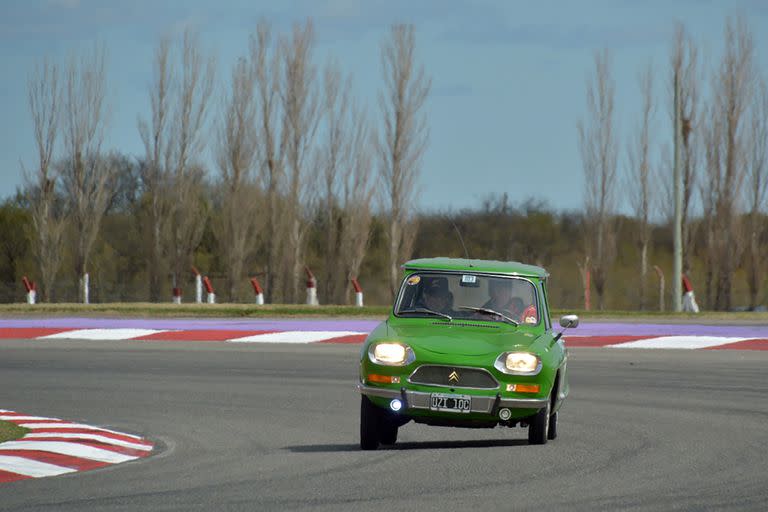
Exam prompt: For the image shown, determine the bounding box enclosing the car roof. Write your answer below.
[402,257,549,279]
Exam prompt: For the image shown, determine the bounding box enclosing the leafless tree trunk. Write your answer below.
[59,46,113,303]
[701,110,720,310]
[252,21,286,303]
[215,54,261,302]
[138,38,173,301]
[578,49,618,311]
[377,24,431,297]
[626,62,655,310]
[167,31,215,295]
[744,79,768,309]
[23,59,65,302]
[703,17,756,310]
[280,20,320,303]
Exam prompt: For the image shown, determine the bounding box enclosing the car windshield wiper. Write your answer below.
[458,306,519,326]
[398,308,452,322]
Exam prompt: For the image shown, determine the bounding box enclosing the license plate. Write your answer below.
[430,393,472,413]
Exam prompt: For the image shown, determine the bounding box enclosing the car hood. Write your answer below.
[386,321,541,356]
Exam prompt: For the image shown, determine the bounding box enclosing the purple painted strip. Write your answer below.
[0,317,767,338]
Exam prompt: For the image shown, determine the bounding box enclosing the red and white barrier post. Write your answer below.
[203,276,215,304]
[305,267,319,306]
[192,266,203,304]
[250,278,265,305]
[22,276,36,305]
[351,278,363,307]
[172,286,182,304]
[682,274,700,313]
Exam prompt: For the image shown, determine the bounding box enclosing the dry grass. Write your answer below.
[0,420,27,444]
[1,303,767,324]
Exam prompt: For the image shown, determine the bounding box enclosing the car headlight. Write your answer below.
[368,342,414,366]
[494,352,541,375]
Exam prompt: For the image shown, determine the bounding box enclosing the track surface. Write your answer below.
[1,339,767,511]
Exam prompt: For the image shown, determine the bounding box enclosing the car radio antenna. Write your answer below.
[451,220,473,268]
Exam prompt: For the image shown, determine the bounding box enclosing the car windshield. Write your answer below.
[394,272,539,326]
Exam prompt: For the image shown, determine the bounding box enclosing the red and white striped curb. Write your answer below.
[0,409,153,483]
[0,328,766,349]
[563,335,768,350]
[0,328,368,344]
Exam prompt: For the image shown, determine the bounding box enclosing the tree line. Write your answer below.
[1,17,766,310]
[14,20,429,306]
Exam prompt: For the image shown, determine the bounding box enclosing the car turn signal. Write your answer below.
[367,374,401,384]
[506,383,540,393]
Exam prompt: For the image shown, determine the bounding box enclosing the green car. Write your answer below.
[358,257,578,450]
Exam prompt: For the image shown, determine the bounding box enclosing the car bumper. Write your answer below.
[357,383,548,412]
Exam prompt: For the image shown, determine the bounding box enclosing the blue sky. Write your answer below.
[2,0,767,213]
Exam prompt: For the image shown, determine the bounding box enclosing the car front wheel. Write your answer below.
[547,411,558,440]
[360,395,381,450]
[528,398,550,445]
[379,419,398,445]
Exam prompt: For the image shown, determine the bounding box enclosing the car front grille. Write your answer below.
[408,365,499,389]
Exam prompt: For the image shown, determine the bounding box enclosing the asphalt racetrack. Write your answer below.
[1,338,767,511]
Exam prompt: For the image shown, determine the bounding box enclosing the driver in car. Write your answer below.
[418,277,456,316]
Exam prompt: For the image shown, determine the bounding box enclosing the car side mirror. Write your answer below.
[559,314,579,328]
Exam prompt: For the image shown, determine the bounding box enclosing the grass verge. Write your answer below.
[0,420,27,443]
[0,303,767,323]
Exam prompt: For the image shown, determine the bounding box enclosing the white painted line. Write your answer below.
[17,423,143,440]
[0,441,138,463]
[609,336,749,350]
[0,415,60,421]
[228,330,365,343]
[0,456,77,478]
[38,329,167,341]
[23,433,152,451]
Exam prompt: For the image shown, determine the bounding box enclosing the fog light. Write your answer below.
[390,399,403,412]
[499,408,512,421]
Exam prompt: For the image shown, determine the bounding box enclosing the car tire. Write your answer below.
[528,399,550,445]
[379,419,398,445]
[547,411,558,440]
[360,395,381,450]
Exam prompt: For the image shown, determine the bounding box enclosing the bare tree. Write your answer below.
[744,78,768,309]
[167,31,215,295]
[319,60,351,303]
[23,59,65,302]
[339,105,376,304]
[626,62,655,310]
[702,17,756,310]
[378,24,431,296]
[318,61,376,304]
[578,49,618,310]
[59,45,113,303]
[138,37,173,301]
[215,55,261,301]
[252,21,286,303]
[280,20,321,303]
